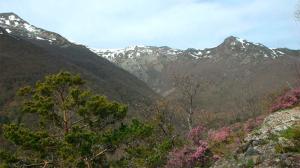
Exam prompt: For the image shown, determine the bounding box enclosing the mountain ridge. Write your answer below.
[91,36,293,62]
[2,12,300,126]
[0,12,159,119]
[91,35,299,94]
[90,33,300,125]
[0,12,71,46]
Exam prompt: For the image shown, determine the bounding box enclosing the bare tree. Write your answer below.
[173,74,200,130]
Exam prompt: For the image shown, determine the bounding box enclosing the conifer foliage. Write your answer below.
[0,72,152,167]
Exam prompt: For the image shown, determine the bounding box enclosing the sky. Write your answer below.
[0,0,299,49]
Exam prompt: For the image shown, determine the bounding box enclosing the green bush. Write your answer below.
[278,125,300,153]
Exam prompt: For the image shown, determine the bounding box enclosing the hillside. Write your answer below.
[0,13,158,118]
[93,36,300,122]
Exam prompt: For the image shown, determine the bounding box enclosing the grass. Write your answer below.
[276,125,300,153]
[281,125,300,140]
[245,159,255,168]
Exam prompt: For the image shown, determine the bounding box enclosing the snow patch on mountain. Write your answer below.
[23,23,36,32]
[91,36,288,64]
[5,28,11,33]
[0,13,70,46]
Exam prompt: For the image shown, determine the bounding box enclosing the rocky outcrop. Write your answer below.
[0,12,70,46]
[212,108,300,168]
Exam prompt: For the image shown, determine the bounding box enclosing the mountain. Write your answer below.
[92,36,300,123]
[92,36,294,94]
[0,13,69,45]
[0,13,158,118]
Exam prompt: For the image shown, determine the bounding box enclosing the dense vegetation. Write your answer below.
[1,72,299,167]
[270,87,300,112]
[276,125,300,154]
[0,33,157,118]
[0,72,177,167]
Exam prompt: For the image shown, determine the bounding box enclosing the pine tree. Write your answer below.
[0,71,152,167]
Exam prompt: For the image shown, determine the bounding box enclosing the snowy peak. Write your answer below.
[91,45,183,62]
[91,36,288,63]
[221,36,255,49]
[0,13,27,27]
[89,37,299,95]
[92,45,214,62]
[0,13,38,34]
[0,12,70,46]
[216,36,286,59]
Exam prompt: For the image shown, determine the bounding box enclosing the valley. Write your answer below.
[1,8,300,167]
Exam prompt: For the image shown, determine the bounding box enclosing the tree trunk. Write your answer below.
[63,110,69,134]
[84,158,91,168]
[187,95,193,130]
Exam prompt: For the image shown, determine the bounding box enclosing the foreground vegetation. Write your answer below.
[0,72,179,167]
[1,71,300,167]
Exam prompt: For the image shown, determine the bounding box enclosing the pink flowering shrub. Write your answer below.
[271,87,300,112]
[187,125,207,145]
[165,142,211,168]
[166,117,266,168]
[212,155,221,161]
[165,147,195,168]
[165,125,214,168]
[208,127,231,143]
[191,140,209,160]
[243,116,264,133]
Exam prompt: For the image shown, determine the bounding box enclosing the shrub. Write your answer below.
[166,125,214,168]
[246,159,255,168]
[279,125,300,153]
[243,116,264,133]
[165,143,212,168]
[187,125,207,145]
[165,147,195,168]
[208,127,231,143]
[191,140,209,161]
[270,87,300,112]
[281,125,300,140]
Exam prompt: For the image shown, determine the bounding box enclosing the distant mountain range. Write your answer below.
[1,12,300,126]
[92,35,300,122]
[0,13,158,119]
[92,37,294,93]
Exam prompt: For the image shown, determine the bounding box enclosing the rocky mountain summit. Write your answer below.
[92,35,300,121]
[93,36,286,63]
[92,36,297,94]
[213,108,300,168]
[0,13,70,46]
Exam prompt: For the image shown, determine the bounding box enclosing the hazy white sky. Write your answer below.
[0,0,299,49]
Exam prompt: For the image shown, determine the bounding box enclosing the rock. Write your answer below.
[283,158,292,167]
[237,142,251,153]
[252,140,260,146]
[211,108,300,168]
[281,153,300,167]
[245,146,260,156]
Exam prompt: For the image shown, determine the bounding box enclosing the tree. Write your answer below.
[112,100,181,168]
[0,71,151,167]
[173,74,200,130]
